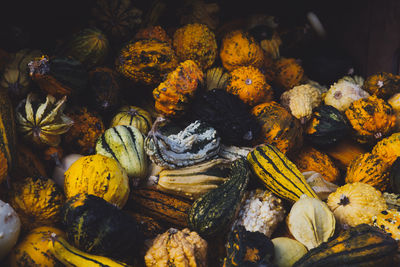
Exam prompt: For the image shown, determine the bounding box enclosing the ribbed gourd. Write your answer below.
[247,144,318,202]
[205,67,229,91]
[110,105,152,135]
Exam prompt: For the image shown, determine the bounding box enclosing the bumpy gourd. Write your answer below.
[327,182,387,228]
[273,57,304,91]
[345,95,396,144]
[0,199,20,260]
[64,154,130,208]
[372,132,400,166]
[372,209,400,241]
[145,228,208,267]
[363,72,400,99]
[173,23,217,70]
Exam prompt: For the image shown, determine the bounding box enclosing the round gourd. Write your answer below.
[226,65,273,106]
[220,30,264,71]
[110,105,152,135]
[173,23,217,70]
[9,177,65,231]
[64,154,130,208]
[96,125,147,179]
[271,237,307,267]
[9,226,65,267]
[327,182,387,228]
[274,57,304,91]
[345,95,396,144]
[0,199,20,260]
[363,72,400,99]
[372,132,400,166]
[52,154,83,188]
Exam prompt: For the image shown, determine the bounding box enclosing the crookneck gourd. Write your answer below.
[110,105,152,135]
[247,144,318,202]
[145,118,220,169]
[16,93,73,147]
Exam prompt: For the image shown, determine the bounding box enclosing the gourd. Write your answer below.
[116,39,178,85]
[153,60,203,118]
[48,234,131,267]
[188,158,250,237]
[188,89,261,146]
[226,65,273,106]
[52,154,83,188]
[389,157,400,193]
[218,144,253,161]
[281,84,322,123]
[372,132,400,166]
[205,67,229,91]
[293,224,398,266]
[293,146,340,183]
[180,1,220,30]
[346,152,391,191]
[247,144,318,202]
[287,195,336,250]
[0,199,20,260]
[128,187,192,227]
[372,209,400,241]
[173,23,217,70]
[9,226,65,267]
[134,25,172,44]
[322,139,367,171]
[345,95,396,144]
[252,101,303,155]
[110,105,152,135]
[304,105,350,147]
[57,28,110,69]
[64,154,130,208]
[145,228,208,267]
[363,72,400,99]
[303,171,338,200]
[273,57,304,91]
[0,90,16,184]
[126,212,165,239]
[10,143,47,181]
[233,189,285,237]
[145,118,220,169]
[63,107,105,154]
[9,177,64,230]
[62,194,144,264]
[16,93,74,147]
[388,92,400,131]
[383,192,400,210]
[156,158,231,200]
[249,25,281,59]
[272,237,307,267]
[96,125,147,179]
[223,226,275,267]
[28,55,88,98]
[220,30,264,71]
[327,182,387,228]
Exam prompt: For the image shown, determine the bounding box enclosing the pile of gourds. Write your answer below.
[1,0,400,266]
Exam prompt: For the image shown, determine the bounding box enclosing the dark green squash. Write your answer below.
[305,105,349,147]
[389,157,400,193]
[293,224,398,267]
[188,158,250,237]
[61,193,144,264]
[88,67,120,113]
[223,225,276,267]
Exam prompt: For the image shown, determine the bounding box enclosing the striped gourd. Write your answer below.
[247,144,318,202]
[110,106,152,135]
[96,125,147,179]
[156,158,231,200]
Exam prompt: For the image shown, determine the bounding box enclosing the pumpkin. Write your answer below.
[62,193,144,264]
[134,25,172,44]
[0,90,16,184]
[57,28,110,69]
[95,125,148,180]
[28,56,88,99]
[153,60,203,118]
[9,177,65,231]
[372,209,400,241]
[145,228,208,267]
[327,182,387,228]
[205,67,229,91]
[248,144,318,202]
[64,154,130,208]
[0,199,20,260]
[252,101,303,155]
[63,107,105,154]
[273,57,304,91]
[116,39,178,85]
[10,143,47,181]
[188,89,261,146]
[271,238,307,267]
[88,67,121,113]
[220,30,264,71]
[345,95,396,144]
[52,154,83,188]
[372,132,400,166]
[293,146,340,184]
[173,23,217,70]
[188,158,250,237]
[223,226,275,267]
[346,152,391,191]
[304,105,350,147]
[110,105,152,135]
[91,0,142,43]
[226,65,273,106]
[363,72,400,99]
[293,224,398,266]
[9,226,65,267]
[145,118,220,169]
